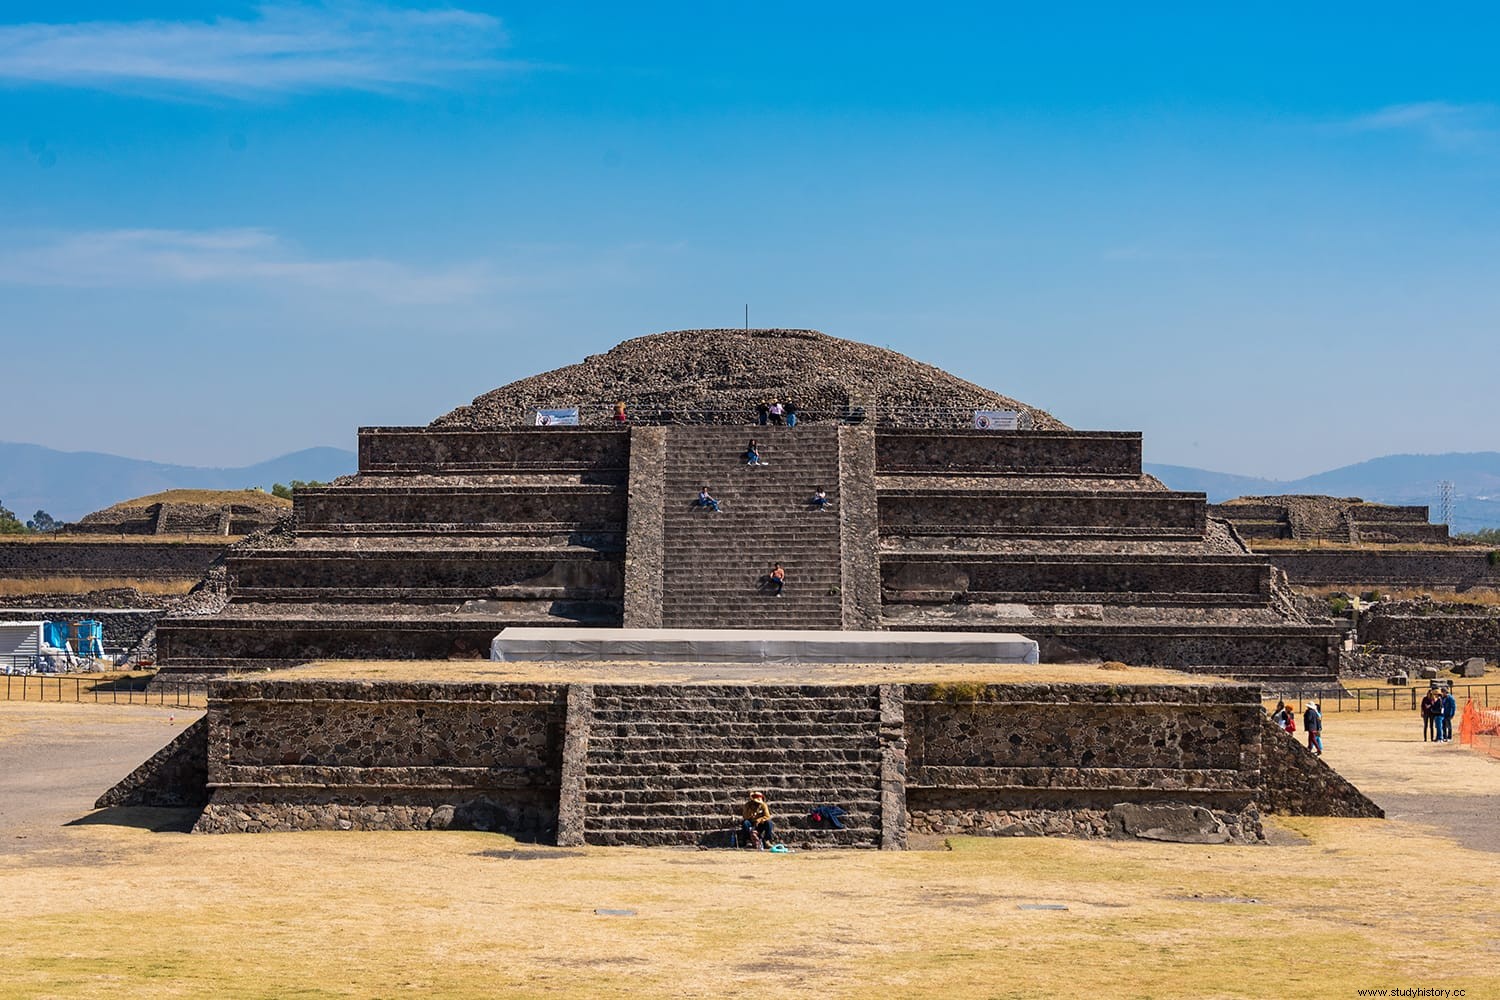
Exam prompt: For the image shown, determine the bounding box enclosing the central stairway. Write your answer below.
[582,684,884,848]
[660,425,844,629]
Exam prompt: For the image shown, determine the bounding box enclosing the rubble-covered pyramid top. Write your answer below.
[433,328,1067,429]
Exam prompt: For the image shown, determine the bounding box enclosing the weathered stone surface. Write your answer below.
[1108,802,1232,844]
[433,328,1065,430]
[1461,657,1488,678]
[95,717,209,810]
[1257,717,1384,819]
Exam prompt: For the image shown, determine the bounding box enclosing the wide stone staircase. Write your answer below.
[660,426,844,629]
[582,685,884,848]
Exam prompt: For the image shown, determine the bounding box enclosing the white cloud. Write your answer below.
[0,3,514,96]
[0,228,490,304]
[1345,101,1498,148]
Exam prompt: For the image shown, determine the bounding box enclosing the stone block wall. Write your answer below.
[839,427,883,629]
[359,427,630,473]
[1269,551,1500,589]
[295,486,626,533]
[106,676,1379,845]
[879,490,1206,536]
[156,620,533,667]
[0,541,227,579]
[194,680,567,836]
[881,555,1271,604]
[1256,716,1383,818]
[227,550,624,600]
[622,427,666,628]
[875,430,1142,476]
[904,682,1265,841]
[1359,613,1500,659]
[95,717,209,809]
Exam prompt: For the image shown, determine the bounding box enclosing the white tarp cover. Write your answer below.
[491,627,1039,665]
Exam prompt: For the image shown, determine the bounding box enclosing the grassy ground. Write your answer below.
[0,704,1497,998]
[0,535,242,545]
[106,489,292,509]
[1252,539,1490,552]
[286,658,1226,686]
[0,576,198,596]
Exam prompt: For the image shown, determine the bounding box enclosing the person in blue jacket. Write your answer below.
[1440,688,1458,742]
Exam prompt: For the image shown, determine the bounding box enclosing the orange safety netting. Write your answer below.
[1459,700,1500,761]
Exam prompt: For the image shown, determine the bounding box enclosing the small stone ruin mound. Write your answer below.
[70,489,291,536]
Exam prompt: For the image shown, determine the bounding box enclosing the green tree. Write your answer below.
[26,510,59,533]
[0,500,26,535]
[271,480,327,500]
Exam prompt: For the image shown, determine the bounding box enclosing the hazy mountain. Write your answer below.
[1147,452,1500,533]
[5,440,1499,532]
[0,442,358,523]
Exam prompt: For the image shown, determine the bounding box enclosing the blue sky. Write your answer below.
[2,3,1498,478]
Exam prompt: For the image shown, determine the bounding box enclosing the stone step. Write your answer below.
[585,748,882,765]
[581,828,880,848]
[588,710,879,726]
[589,737,877,753]
[582,809,877,829]
[585,787,879,805]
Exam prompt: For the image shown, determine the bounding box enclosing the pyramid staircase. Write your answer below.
[660,426,844,629]
[580,684,884,848]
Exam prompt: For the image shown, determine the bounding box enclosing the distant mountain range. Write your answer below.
[4,441,1499,532]
[0,442,358,523]
[1146,452,1500,533]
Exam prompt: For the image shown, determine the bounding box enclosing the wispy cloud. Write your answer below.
[1345,101,1499,148]
[0,3,514,96]
[0,228,490,304]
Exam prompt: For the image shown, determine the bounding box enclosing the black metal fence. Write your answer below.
[1264,682,1499,713]
[1,672,208,708]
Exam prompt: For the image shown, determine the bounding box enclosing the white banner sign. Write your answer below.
[973,409,1032,430]
[534,408,580,426]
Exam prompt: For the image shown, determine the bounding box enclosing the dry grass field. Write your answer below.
[0,535,243,545]
[0,703,1496,999]
[0,577,198,597]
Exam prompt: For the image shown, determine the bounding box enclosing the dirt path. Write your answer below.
[1317,710,1500,852]
[1,703,1497,999]
[0,702,202,855]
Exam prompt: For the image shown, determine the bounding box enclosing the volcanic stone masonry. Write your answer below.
[100,675,1381,845]
[152,328,1343,684]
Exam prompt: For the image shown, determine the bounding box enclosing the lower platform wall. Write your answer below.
[103,677,1379,845]
[906,802,1263,843]
[193,680,567,838]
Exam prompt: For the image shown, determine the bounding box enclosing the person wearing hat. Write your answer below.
[740,791,774,849]
[1303,701,1323,756]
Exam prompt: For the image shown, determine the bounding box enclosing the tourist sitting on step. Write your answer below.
[768,562,786,597]
[745,439,768,467]
[809,487,831,511]
[740,791,775,849]
[696,485,722,512]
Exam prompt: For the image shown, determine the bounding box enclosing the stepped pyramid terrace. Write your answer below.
[109,328,1379,848]
[156,327,1341,685]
